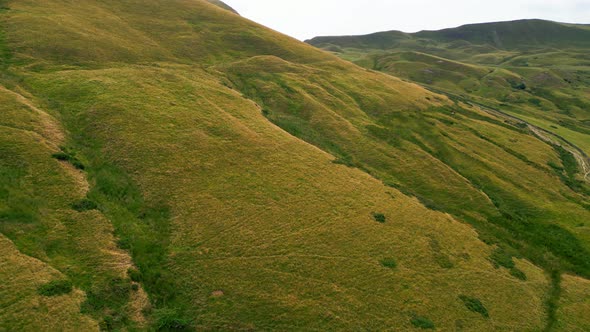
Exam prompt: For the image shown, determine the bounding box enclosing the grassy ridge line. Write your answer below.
[307,19,590,52]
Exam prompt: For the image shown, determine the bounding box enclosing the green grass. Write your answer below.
[71,198,98,212]
[0,3,11,70]
[153,308,192,331]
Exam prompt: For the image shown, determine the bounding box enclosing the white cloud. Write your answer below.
[223,0,590,40]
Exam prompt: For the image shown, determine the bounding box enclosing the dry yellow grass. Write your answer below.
[0,234,98,331]
[556,275,590,331]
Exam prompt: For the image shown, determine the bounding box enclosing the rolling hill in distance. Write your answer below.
[0,1,589,331]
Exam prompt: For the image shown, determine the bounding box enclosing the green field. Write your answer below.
[1,1,589,331]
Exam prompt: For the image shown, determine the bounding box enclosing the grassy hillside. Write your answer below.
[1,2,589,331]
[307,20,590,160]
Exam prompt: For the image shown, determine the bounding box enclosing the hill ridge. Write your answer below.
[307,19,590,50]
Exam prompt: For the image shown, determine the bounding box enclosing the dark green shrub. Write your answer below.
[71,160,86,170]
[459,295,489,318]
[380,258,397,269]
[512,82,526,90]
[51,152,70,161]
[510,268,527,281]
[72,198,98,212]
[51,149,86,170]
[372,212,386,223]
[410,316,435,329]
[38,280,73,296]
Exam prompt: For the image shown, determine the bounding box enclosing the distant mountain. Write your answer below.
[307,19,590,51]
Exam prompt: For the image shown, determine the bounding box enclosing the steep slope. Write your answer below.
[0,1,588,331]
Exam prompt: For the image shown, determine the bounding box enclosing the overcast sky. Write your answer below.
[223,0,590,40]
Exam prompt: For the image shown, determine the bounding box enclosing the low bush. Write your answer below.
[510,268,527,281]
[380,258,397,269]
[372,212,386,223]
[459,295,489,318]
[51,148,86,170]
[410,315,435,329]
[38,280,73,296]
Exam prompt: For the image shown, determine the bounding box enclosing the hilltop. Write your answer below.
[206,0,239,14]
[1,3,589,331]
